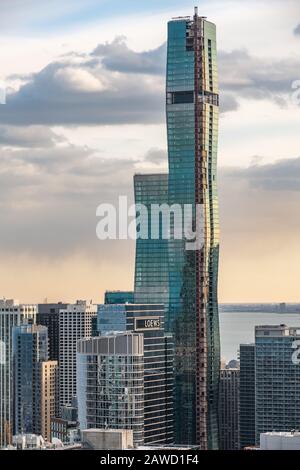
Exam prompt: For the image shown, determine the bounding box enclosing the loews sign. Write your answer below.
[135,317,161,331]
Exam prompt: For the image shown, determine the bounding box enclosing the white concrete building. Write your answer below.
[260,432,300,450]
[59,300,97,410]
[81,429,134,450]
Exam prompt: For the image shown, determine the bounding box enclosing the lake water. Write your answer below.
[220,311,300,361]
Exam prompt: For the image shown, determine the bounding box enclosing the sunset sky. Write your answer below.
[0,0,299,303]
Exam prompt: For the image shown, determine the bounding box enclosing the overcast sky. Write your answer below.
[0,0,299,303]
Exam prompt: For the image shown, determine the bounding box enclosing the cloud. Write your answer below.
[92,37,166,75]
[0,46,165,126]
[0,132,299,262]
[0,141,138,258]
[219,93,239,113]
[0,128,299,302]
[219,49,300,104]
[294,24,300,35]
[0,126,65,148]
[1,37,298,128]
[143,148,167,165]
[218,157,300,303]
[222,157,300,191]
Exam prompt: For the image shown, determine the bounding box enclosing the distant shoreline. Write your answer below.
[219,304,300,314]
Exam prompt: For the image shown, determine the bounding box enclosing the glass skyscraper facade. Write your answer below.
[134,9,220,448]
[0,300,37,447]
[104,291,134,305]
[255,325,300,444]
[239,344,255,449]
[218,367,240,450]
[97,303,174,445]
[134,174,169,310]
[167,11,220,449]
[77,333,145,447]
[12,324,48,435]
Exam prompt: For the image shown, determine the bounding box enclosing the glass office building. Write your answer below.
[167,10,220,449]
[255,325,300,444]
[12,324,48,435]
[0,300,37,447]
[134,174,169,311]
[134,9,220,448]
[218,367,240,450]
[105,291,134,305]
[77,333,145,447]
[37,303,68,361]
[239,344,255,449]
[98,303,174,445]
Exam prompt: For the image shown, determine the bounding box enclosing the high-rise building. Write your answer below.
[239,344,255,449]
[77,333,145,447]
[97,303,174,445]
[105,291,134,305]
[37,303,68,361]
[218,366,240,450]
[13,324,48,435]
[134,8,220,448]
[0,299,37,447]
[12,324,58,441]
[40,361,58,441]
[134,174,169,310]
[59,300,97,410]
[260,431,300,450]
[255,325,300,444]
[167,9,220,449]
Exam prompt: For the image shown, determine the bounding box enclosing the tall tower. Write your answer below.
[97,302,174,445]
[134,174,169,309]
[218,366,240,450]
[58,300,97,410]
[239,344,255,449]
[0,299,37,447]
[166,9,220,448]
[13,324,58,441]
[255,325,300,444]
[77,333,145,447]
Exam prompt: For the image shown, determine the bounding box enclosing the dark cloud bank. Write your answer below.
[1,37,299,126]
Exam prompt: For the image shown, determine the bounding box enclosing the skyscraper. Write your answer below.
[77,333,145,447]
[13,324,58,441]
[37,303,68,361]
[134,174,169,310]
[59,300,97,410]
[134,8,220,448]
[40,360,58,441]
[167,9,220,449]
[13,324,48,435]
[0,299,37,447]
[255,325,300,444]
[97,303,174,445]
[104,291,134,305]
[239,344,255,449]
[218,366,240,450]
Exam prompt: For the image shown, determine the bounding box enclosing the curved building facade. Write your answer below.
[134,9,220,449]
[166,10,220,449]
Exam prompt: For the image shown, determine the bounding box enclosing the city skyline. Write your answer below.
[0,2,299,458]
